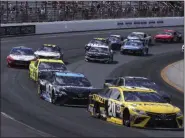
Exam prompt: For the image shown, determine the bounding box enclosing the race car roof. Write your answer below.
[37,59,64,63]
[13,46,33,50]
[91,45,109,48]
[111,86,155,92]
[94,38,106,41]
[55,72,85,77]
[43,44,56,47]
[122,76,148,80]
[164,29,175,32]
[132,32,144,35]
[110,35,121,38]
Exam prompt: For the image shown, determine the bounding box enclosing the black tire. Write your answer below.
[120,51,124,55]
[123,109,131,127]
[38,84,41,95]
[51,91,57,104]
[93,102,100,118]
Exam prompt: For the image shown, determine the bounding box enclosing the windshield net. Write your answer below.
[123,91,166,103]
[55,76,91,87]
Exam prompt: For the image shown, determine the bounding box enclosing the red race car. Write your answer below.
[154,30,182,43]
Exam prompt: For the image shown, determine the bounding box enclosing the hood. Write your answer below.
[126,102,180,114]
[56,86,94,93]
[87,51,109,56]
[10,54,35,61]
[34,51,60,57]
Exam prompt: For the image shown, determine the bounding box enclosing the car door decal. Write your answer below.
[108,100,116,117]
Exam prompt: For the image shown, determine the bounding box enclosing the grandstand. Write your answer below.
[1,1,184,24]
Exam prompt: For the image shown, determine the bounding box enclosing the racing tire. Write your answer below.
[120,51,125,55]
[51,91,57,105]
[37,84,42,96]
[85,58,89,62]
[7,63,12,68]
[123,109,131,127]
[92,102,101,118]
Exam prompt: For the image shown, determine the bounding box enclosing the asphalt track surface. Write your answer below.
[1,27,184,137]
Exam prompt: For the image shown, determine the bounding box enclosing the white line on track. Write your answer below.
[1,112,56,137]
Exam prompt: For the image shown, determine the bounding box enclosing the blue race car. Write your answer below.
[38,71,100,106]
[120,39,149,56]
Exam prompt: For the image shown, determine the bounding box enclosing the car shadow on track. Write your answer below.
[7,65,29,70]
[85,60,118,65]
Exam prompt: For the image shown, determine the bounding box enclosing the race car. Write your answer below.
[7,46,36,67]
[106,35,124,50]
[88,86,183,129]
[120,39,149,56]
[85,38,109,51]
[125,32,153,46]
[182,45,184,52]
[34,44,64,60]
[103,76,171,102]
[29,59,67,81]
[38,71,100,106]
[85,45,114,63]
[154,30,182,43]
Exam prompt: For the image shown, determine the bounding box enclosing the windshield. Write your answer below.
[55,76,91,87]
[130,33,144,38]
[38,62,67,70]
[123,91,167,103]
[90,39,107,45]
[38,46,59,52]
[89,47,109,53]
[109,36,120,41]
[10,48,34,55]
[125,41,143,47]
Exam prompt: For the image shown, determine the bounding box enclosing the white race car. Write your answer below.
[85,38,109,51]
[125,32,153,46]
[34,44,64,60]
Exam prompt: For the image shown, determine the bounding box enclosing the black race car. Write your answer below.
[85,45,114,64]
[38,71,100,106]
[104,76,171,103]
[107,35,124,50]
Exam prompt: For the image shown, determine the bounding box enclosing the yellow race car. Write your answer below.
[29,59,67,81]
[88,86,183,129]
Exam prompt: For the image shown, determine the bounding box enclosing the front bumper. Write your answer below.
[130,112,183,129]
[8,60,31,66]
[154,38,172,42]
[121,49,142,54]
[85,56,110,62]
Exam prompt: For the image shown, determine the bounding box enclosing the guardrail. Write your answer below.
[1,17,184,37]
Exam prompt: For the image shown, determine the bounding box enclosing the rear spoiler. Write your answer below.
[104,78,116,84]
[90,88,103,94]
